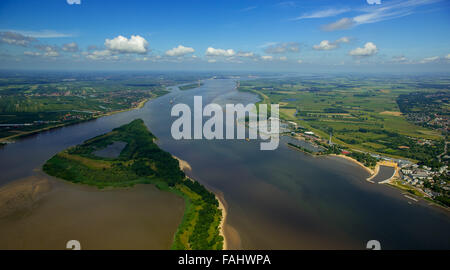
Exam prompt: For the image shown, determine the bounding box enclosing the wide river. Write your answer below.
[0,78,449,249]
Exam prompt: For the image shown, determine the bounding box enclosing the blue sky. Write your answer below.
[0,0,449,72]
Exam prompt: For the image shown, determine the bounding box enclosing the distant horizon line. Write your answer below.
[1,68,449,76]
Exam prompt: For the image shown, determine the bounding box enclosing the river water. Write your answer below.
[0,78,449,249]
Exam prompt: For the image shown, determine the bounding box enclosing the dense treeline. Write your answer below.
[183,180,218,206]
[323,144,342,155]
[65,119,186,186]
[321,144,378,168]
[287,143,313,154]
[397,91,449,114]
[331,127,444,168]
[190,203,222,249]
[348,152,378,168]
[171,178,223,250]
[179,83,203,90]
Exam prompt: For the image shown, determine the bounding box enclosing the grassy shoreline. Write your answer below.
[386,179,450,210]
[328,154,375,175]
[215,193,228,250]
[286,142,375,175]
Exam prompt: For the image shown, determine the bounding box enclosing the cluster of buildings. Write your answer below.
[282,116,449,205]
[406,113,449,134]
[25,90,73,97]
[400,164,448,197]
[61,112,92,122]
[429,114,450,132]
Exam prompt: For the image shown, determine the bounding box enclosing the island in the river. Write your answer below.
[43,119,224,250]
[179,82,203,91]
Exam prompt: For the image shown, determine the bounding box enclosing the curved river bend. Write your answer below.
[0,79,449,249]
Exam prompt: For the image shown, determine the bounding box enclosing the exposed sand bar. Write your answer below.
[366,164,380,183]
[0,174,52,219]
[173,155,192,172]
[135,98,149,109]
[0,172,185,250]
[329,154,374,175]
[215,192,228,250]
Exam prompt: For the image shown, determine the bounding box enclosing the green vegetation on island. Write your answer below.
[43,119,223,250]
[179,82,203,90]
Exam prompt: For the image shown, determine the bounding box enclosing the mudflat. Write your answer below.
[0,173,185,250]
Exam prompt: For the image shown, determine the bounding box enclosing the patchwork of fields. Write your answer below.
[239,75,449,167]
[0,73,206,140]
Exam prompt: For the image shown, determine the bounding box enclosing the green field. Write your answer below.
[43,119,223,250]
[239,75,448,167]
[0,73,208,141]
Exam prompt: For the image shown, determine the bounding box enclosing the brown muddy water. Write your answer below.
[0,78,449,250]
[0,172,184,249]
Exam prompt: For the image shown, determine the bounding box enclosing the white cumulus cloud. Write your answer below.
[105,35,148,54]
[335,37,350,43]
[0,31,35,46]
[264,42,299,54]
[67,0,81,5]
[392,55,409,63]
[367,0,382,4]
[24,51,41,57]
[420,56,439,63]
[85,50,115,61]
[35,45,60,57]
[313,40,337,51]
[313,37,349,51]
[261,55,273,61]
[62,42,79,52]
[205,47,235,57]
[349,42,378,57]
[236,51,255,58]
[165,45,195,57]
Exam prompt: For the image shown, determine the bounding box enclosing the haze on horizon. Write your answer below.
[0,0,449,73]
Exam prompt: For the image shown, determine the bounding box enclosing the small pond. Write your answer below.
[92,141,127,158]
